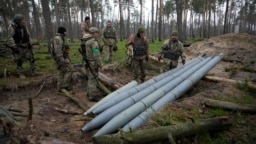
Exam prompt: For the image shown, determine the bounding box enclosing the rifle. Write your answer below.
[78,48,98,80]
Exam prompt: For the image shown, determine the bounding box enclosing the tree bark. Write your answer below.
[31,0,41,41]
[175,0,183,41]
[99,72,123,90]
[41,0,54,51]
[118,0,124,41]
[93,117,231,144]
[151,0,154,41]
[203,76,256,89]
[89,0,96,26]
[158,0,163,41]
[223,0,229,34]
[203,98,256,113]
[61,89,88,111]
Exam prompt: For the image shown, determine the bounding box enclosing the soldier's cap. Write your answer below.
[13,14,24,24]
[137,26,145,33]
[85,16,90,20]
[172,31,178,36]
[58,26,66,34]
[89,27,99,33]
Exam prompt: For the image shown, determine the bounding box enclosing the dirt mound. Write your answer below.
[188,33,256,62]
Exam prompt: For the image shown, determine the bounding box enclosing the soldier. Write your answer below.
[51,27,73,93]
[159,31,186,71]
[80,16,91,37]
[7,14,36,78]
[84,27,103,102]
[102,20,117,63]
[128,27,149,83]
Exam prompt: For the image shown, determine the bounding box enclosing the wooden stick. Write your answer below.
[61,89,88,111]
[53,107,82,115]
[202,98,256,113]
[203,76,256,89]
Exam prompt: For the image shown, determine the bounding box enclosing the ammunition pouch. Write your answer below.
[163,50,180,60]
[134,46,146,56]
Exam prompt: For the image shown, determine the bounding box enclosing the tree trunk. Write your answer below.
[127,0,131,37]
[223,0,229,34]
[41,0,54,51]
[93,117,232,144]
[89,0,96,26]
[99,72,123,90]
[31,0,41,41]
[203,76,256,89]
[207,0,211,39]
[158,0,163,41]
[67,1,74,42]
[155,0,159,40]
[175,0,183,41]
[139,0,143,25]
[118,0,124,41]
[203,98,256,113]
[151,0,154,41]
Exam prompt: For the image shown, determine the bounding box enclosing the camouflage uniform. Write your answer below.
[7,14,36,78]
[125,34,135,65]
[52,30,73,92]
[84,27,103,101]
[102,22,117,63]
[160,39,186,71]
[129,27,149,82]
[80,19,90,38]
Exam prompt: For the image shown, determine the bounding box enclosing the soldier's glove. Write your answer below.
[13,48,20,54]
[182,59,186,65]
[158,56,161,61]
[145,56,149,62]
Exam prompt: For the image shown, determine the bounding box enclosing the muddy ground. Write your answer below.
[1,33,256,144]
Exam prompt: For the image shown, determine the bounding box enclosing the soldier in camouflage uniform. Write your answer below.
[159,31,186,71]
[102,21,117,63]
[52,27,73,93]
[84,27,103,102]
[7,14,36,78]
[128,27,149,83]
[80,16,91,37]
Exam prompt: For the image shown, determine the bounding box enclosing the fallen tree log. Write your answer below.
[53,107,82,115]
[99,72,123,89]
[148,55,164,63]
[61,89,88,111]
[202,98,256,113]
[203,76,256,89]
[93,117,231,144]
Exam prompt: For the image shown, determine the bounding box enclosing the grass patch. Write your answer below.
[236,81,256,97]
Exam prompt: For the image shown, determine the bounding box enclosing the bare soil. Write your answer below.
[1,33,256,144]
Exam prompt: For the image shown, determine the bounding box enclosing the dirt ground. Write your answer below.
[1,33,256,144]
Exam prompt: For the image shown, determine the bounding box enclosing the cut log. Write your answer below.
[53,107,82,115]
[61,89,88,111]
[148,55,164,63]
[203,76,256,89]
[93,117,231,144]
[202,98,256,113]
[99,72,123,89]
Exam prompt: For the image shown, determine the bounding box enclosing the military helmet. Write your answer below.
[172,31,178,36]
[137,26,145,33]
[89,27,99,33]
[13,14,24,24]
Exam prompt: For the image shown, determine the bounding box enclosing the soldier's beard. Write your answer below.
[172,39,178,42]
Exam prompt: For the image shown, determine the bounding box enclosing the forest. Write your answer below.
[0,0,256,144]
[0,0,255,42]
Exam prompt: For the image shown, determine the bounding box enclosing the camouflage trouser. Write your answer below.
[57,62,73,91]
[162,58,178,72]
[86,66,99,99]
[126,45,133,65]
[103,45,113,63]
[14,46,35,75]
[131,59,145,82]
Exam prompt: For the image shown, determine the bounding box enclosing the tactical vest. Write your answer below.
[103,27,116,39]
[12,24,30,44]
[133,36,147,56]
[163,40,180,60]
